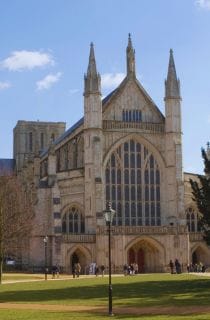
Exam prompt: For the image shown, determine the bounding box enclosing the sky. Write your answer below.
[0,0,210,174]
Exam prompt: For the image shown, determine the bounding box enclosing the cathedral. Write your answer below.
[2,35,210,273]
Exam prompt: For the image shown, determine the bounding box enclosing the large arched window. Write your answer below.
[186,207,201,232]
[105,139,161,226]
[62,206,85,234]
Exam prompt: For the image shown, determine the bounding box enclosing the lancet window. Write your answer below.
[122,110,142,122]
[62,206,85,234]
[105,139,161,226]
[29,132,33,152]
[186,207,201,232]
[56,135,84,172]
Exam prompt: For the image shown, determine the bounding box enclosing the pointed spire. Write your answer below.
[87,42,97,76]
[84,42,101,95]
[126,33,136,77]
[165,49,181,99]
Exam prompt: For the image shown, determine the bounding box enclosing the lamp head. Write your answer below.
[43,236,48,243]
[103,202,115,224]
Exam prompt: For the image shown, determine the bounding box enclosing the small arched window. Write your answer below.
[62,206,85,234]
[186,208,200,232]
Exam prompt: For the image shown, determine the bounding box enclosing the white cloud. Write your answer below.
[36,72,62,91]
[69,89,79,95]
[0,81,11,90]
[101,73,125,90]
[0,50,54,71]
[195,0,210,10]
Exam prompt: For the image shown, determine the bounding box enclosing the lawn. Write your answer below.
[0,273,210,319]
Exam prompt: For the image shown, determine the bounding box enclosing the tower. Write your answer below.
[164,49,185,225]
[84,43,103,233]
[13,120,66,172]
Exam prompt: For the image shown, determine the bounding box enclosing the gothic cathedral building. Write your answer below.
[4,35,210,273]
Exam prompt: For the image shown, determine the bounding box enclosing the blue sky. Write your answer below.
[0,0,210,174]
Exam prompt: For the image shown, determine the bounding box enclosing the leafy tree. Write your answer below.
[190,148,210,245]
[0,173,34,283]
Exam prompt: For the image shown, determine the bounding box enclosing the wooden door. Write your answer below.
[137,248,144,273]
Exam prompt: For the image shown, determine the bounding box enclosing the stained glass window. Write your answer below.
[105,140,161,226]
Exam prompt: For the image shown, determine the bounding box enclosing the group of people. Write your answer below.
[187,262,206,273]
[169,259,182,274]
[94,265,105,276]
[169,259,206,274]
[123,262,139,275]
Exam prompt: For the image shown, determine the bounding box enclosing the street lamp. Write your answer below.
[43,236,48,280]
[103,202,115,316]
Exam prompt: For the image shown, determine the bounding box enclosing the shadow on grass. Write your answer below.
[0,277,210,308]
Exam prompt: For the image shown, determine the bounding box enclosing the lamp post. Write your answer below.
[43,236,48,280]
[103,203,115,316]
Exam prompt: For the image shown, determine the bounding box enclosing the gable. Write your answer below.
[102,77,164,124]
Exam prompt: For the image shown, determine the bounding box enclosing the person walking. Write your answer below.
[169,260,174,274]
[100,265,105,277]
[75,262,81,277]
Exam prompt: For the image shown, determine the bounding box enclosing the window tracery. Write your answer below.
[105,139,161,226]
[62,206,85,234]
[186,207,201,232]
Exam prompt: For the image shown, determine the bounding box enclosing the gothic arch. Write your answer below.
[103,135,166,226]
[61,202,85,234]
[126,235,165,255]
[66,245,92,274]
[61,202,84,217]
[191,243,209,265]
[103,134,166,171]
[125,236,166,273]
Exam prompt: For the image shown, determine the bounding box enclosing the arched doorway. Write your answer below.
[70,248,88,274]
[127,238,163,273]
[191,245,209,266]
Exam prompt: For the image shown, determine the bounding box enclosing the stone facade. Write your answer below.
[12,36,210,273]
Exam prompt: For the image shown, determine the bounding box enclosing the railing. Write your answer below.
[189,232,204,242]
[97,225,188,235]
[62,234,96,243]
[103,120,164,133]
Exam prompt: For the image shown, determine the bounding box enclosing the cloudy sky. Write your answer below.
[0,0,210,174]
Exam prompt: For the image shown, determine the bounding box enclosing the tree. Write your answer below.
[0,173,34,283]
[190,148,210,245]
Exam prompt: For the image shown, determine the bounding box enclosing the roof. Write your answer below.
[40,75,164,158]
[102,76,165,121]
[0,159,15,175]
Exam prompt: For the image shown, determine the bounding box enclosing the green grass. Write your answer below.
[0,273,210,319]
[0,310,210,320]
